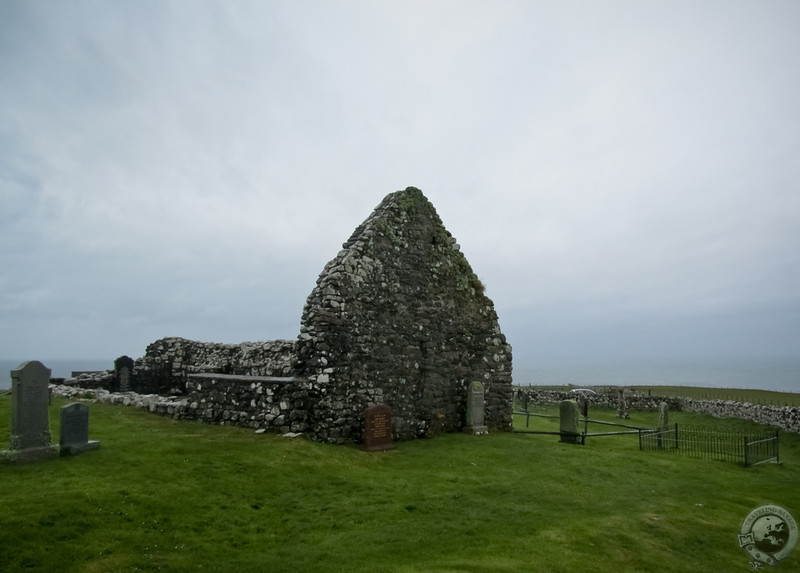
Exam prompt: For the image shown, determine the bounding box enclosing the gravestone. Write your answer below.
[363,404,395,452]
[559,399,581,444]
[464,381,489,435]
[616,388,630,419]
[114,355,135,392]
[578,395,589,419]
[59,403,100,455]
[1,361,59,463]
[658,401,669,430]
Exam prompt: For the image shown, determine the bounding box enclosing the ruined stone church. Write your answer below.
[127,187,513,443]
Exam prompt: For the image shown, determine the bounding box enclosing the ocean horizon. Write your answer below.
[1,355,799,393]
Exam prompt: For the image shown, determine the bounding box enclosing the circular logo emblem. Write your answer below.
[739,505,798,566]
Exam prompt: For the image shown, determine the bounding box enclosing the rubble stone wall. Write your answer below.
[132,337,296,395]
[517,389,800,434]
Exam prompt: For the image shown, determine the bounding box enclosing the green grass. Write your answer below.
[528,384,800,406]
[1,396,799,572]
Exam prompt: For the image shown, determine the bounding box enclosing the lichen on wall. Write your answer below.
[297,187,513,442]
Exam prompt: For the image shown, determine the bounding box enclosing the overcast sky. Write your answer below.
[1,0,799,368]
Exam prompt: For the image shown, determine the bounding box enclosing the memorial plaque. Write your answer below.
[464,380,488,435]
[59,403,100,455]
[364,404,395,452]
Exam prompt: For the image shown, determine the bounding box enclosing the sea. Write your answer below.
[1,356,798,393]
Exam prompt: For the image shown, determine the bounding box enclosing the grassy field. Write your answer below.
[527,384,800,406]
[1,395,799,572]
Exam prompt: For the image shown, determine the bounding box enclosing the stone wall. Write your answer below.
[132,337,297,395]
[296,187,513,442]
[516,389,684,411]
[517,389,800,434]
[680,398,800,434]
[184,373,310,433]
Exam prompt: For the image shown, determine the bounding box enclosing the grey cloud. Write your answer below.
[1,0,798,364]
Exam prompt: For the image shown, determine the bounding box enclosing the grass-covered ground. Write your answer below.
[1,395,799,572]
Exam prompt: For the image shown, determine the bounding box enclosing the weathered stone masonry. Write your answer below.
[68,187,514,443]
[297,187,513,442]
[133,338,296,395]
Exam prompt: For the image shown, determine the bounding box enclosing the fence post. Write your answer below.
[776,430,780,464]
[674,423,679,450]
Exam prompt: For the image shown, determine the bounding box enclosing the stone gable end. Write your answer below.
[297,187,513,442]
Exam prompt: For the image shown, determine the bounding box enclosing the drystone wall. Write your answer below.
[296,187,513,442]
[133,337,296,395]
[518,389,800,434]
[184,374,311,433]
[680,398,800,434]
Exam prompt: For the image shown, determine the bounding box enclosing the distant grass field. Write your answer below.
[527,384,800,406]
[1,395,799,572]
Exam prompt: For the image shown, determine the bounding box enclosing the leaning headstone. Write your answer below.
[363,404,395,452]
[464,380,489,435]
[114,355,135,392]
[559,399,581,444]
[657,401,669,430]
[59,403,100,455]
[1,361,59,463]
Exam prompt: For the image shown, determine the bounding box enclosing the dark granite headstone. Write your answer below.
[464,380,488,435]
[114,355,135,392]
[59,403,100,455]
[364,404,395,452]
[1,361,59,462]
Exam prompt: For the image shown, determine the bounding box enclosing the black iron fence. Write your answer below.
[639,423,779,467]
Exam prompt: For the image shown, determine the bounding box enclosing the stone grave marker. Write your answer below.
[364,404,395,452]
[658,401,669,430]
[1,361,59,463]
[616,388,630,419]
[559,399,582,444]
[464,380,489,435]
[114,355,135,392]
[59,403,100,455]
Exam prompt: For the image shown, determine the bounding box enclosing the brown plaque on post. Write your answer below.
[363,404,395,452]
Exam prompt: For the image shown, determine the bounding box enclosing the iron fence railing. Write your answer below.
[639,423,779,466]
